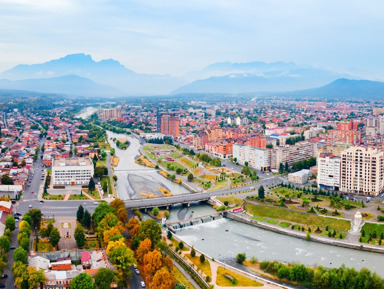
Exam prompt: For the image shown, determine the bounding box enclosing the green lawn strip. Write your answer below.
[96,159,107,168]
[217,196,245,207]
[279,222,292,228]
[211,179,228,191]
[185,254,212,278]
[216,266,263,287]
[360,223,384,244]
[179,157,197,169]
[252,217,266,221]
[83,189,101,199]
[69,194,88,200]
[162,160,187,172]
[244,203,350,231]
[267,219,279,225]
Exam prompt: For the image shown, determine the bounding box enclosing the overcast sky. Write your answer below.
[0,0,383,78]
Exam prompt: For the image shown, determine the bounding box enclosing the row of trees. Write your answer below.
[259,260,384,289]
[0,215,14,275]
[13,209,48,288]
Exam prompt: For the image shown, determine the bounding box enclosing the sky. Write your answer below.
[0,0,384,79]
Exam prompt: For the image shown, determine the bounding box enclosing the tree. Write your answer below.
[191,246,196,257]
[0,174,13,185]
[152,207,160,216]
[5,215,15,231]
[188,173,194,182]
[143,250,163,276]
[20,237,30,252]
[93,203,117,228]
[279,163,284,174]
[136,238,152,263]
[95,268,115,289]
[151,267,175,289]
[75,224,86,248]
[77,205,85,223]
[49,227,61,248]
[28,266,46,289]
[22,213,32,226]
[200,254,205,264]
[236,253,246,264]
[116,207,128,223]
[258,185,265,199]
[70,272,96,289]
[14,247,28,264]
[88,177,96,191]
[138,219,162,247]
[12,261,29,289]
[82,210,91,229]
[103,226,123,244]
[0,236,10,252]
[106,238,136,273]
[285,162,289,172]
[29,209,43,231]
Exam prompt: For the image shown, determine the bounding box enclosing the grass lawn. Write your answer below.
[185,254,212,278]
[171,238,189,252]
[173,266,196,289]
[361,223,384,237]
[83,189,101,199]
[179,157,197,169]
[44,194,64,200]
[244,203,351,231]
[252,217,266,221]
[84,238,102,249]
[267,219,279,225]
[217,196,244,207]
[162,160,187,172]
[96,159,107,168]
[33,240,54,252]
[170,151,183,159]
[361,212,374,220]
[69,194,88,200]
[216,266,263,287]
[279,222,292,228]
[211,179,228,191]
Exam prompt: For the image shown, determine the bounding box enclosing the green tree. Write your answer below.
[20,237,30,252]
[49,227,61,248]
[88,177,96,191]
[285,162,289,172]
[0,174,13,185]
[29,209,43,231]
[12,261,29,289]
[5,215,15,231]
[152,207,160,216]
[70,272,96,289]
[0,235,10,252]
[77,205,84,223]
[14,247,28,264]
[258,185,265,199]
[236,253,246,264]
[75,224,86,248]
[27,266,47,289]
[138,219,162,247]
[92,203,116,228]
[82,210,91,229]
[200,254,205,263]
[22,213,32,226]
[95,268,115,289]
[191,246,196,257]
[188,173,194,182]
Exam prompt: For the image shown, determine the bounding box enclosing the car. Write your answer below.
[1,274,7,279]
[93,202,98,205]
[135,269,140,275]
[29,205,32,208]
[0,283,5,288]
[31,191,34,194]
[10,246,16,250]
[133,264,137,269]
[16,212,22,216]
[15,219,19,222]
[140,281,145,288]
[40,200,44,203]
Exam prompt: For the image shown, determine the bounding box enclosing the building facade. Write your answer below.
[270,141,315,171]
[340,146,384,196]
[52,158,94,186]
[99,108,122,120]
[317,153,341,190]
[328,130,361,145]
[233,144,271,171]
[161,114,180,137]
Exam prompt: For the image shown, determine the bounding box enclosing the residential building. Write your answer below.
[317,153,341,190]
[161,114,179,137]
[99,108,122,120]
[233,144,271,171]
[340,146,384,196]
[327,130,361,145]
[271,141,315,171]
[52,158,94,186]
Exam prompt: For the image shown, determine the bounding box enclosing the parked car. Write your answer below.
[0,283,5,288]
[40,200,44,203]
[133,264,137,269]
[135,269,140,275]
[29,205,32,208]
[1,274,8,279]
[10,246,16,250]
[140,281,145,288]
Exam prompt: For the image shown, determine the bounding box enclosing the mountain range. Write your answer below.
[0,53,384,98]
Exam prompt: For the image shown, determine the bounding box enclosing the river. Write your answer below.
[171,204,384,277]
[76,106,99,119]
[105,130,191,200]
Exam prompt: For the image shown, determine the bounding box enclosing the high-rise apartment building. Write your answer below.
[161,114,179,137]
[270,141,315,171]
[233,144,271,171]
[328,130,361,145]
[340,146,384,196]
[317,153,341,190]
[99,108,122,120]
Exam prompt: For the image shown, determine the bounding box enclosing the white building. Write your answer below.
[233,144,271,171]
[340,146,384,196]
[288,169,312,185]
[52,158,94,186]
[317,153,341,190]
[270,141,315,171]
[227,117,233,125]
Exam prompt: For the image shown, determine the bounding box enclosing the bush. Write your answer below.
[191,247,196,257]
[224,201,229,206]
[167,231,172,240]
[200,254,205,263]
[178,241,184,250]
[377,215,384,221]
[236,253,246,264]
[152,207,160,216]
[250,256,258,264]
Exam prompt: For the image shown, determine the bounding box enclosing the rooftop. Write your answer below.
[52,157,92,168]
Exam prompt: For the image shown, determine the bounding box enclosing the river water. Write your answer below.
[171,205,384,277]
[76,106,99,119]
[105,130,191,200]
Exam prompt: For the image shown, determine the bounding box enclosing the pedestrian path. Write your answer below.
[63,189,72,200]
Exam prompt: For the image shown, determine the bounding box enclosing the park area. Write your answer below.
[142,144,256,191]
